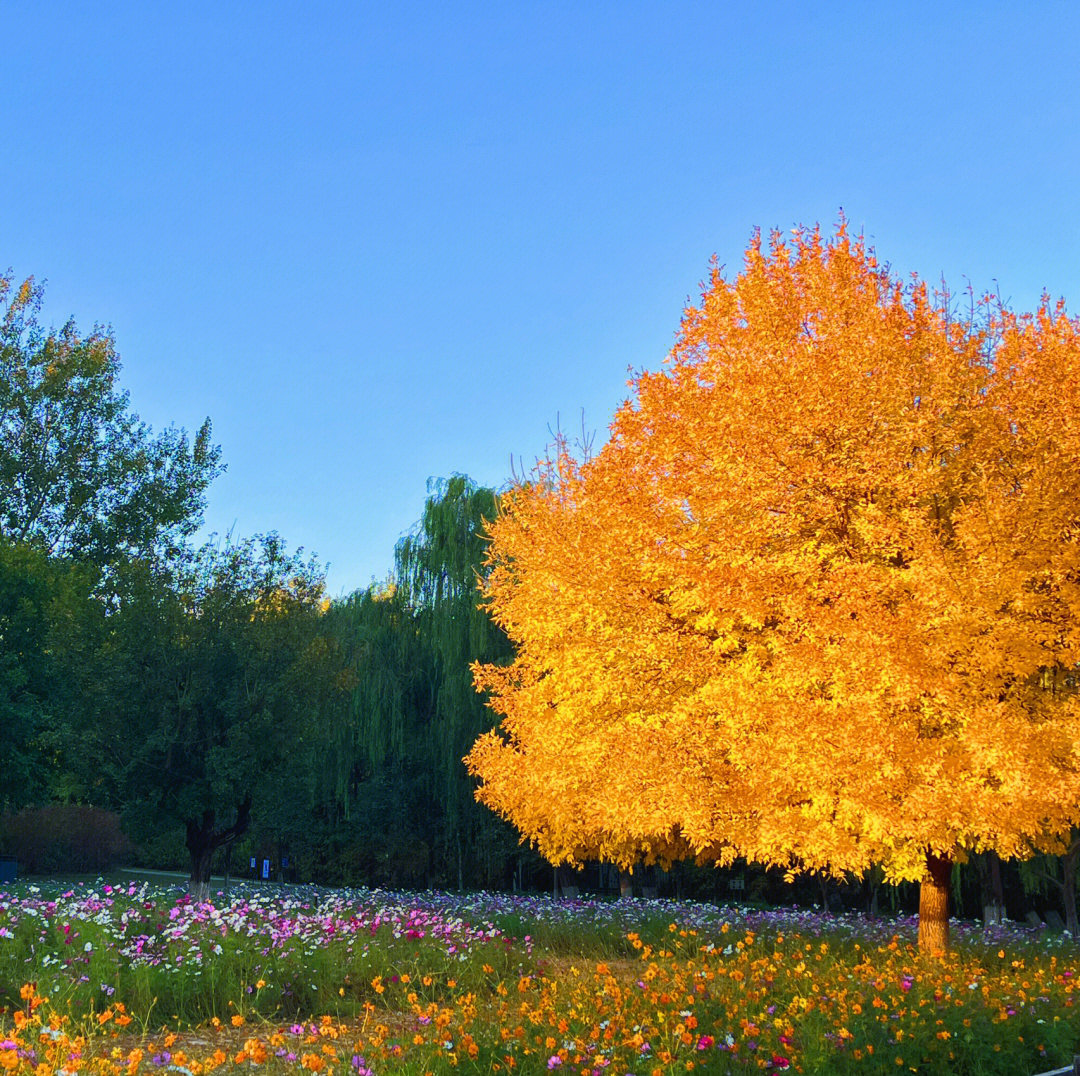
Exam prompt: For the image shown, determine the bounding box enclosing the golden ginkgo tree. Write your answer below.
[467,223,1080,952]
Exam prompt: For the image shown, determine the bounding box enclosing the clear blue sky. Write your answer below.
[5,3,1078,595]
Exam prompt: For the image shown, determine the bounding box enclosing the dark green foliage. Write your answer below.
[387,477,529,887]
[0,538,99,808]
[0,539,61,807]
[396,477,515,865]
[80,537,327,863]
[0,269,536,888]
[0,805,131,872]
[297,476,539,889]
[0,271,221,565]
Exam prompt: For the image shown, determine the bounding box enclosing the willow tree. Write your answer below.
[468,223,1080,952]
[314,585,427,816]
[321,477,517,887]
[396,476,517,888]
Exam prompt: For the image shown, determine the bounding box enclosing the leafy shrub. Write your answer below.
[0,804,132,873]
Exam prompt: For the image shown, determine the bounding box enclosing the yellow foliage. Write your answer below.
[467,222,1080,882]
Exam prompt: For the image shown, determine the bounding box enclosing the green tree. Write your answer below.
[0,539,98,809]
[69,535,329,898]
[0,270,221,565]
[313,584,435,883]
[396,476,518,888]
[319,477,523,889]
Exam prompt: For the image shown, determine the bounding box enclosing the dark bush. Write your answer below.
[0,805,132,874]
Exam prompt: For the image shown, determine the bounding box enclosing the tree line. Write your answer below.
[0,267,535,897]
[3,250,1080,947]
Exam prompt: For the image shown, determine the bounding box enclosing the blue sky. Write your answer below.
[4,3,1078,595]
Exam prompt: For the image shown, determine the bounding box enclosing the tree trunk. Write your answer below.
[1062,842,1079,937]
[189,843,214,904]
[917,852,952,954]
[619,870,634,898]
[817,872,832,915]
[864,865,882,918]
[1034,835,1080,937]
[556,864,578,899]
[185,794,252,904]
[974,851,1006,928]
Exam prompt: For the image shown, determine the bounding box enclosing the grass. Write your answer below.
[1,877,1079,1074]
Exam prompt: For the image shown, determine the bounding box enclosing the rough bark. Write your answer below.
[974,851,1006,928]
[222,842,233,898]
[185,793,252,903]
[918,852,952,954]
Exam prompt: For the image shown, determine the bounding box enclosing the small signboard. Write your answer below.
[261,859,270,880]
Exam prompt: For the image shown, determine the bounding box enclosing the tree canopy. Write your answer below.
[0,270,221,565]
[0,538,97,809]
[62,534,328,896]
[467,223,1080,951]
[316,477,522,889]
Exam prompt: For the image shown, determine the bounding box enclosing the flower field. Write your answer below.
[2,881,1078,1075]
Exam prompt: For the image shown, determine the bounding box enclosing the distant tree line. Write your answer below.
[0,266,539,897]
